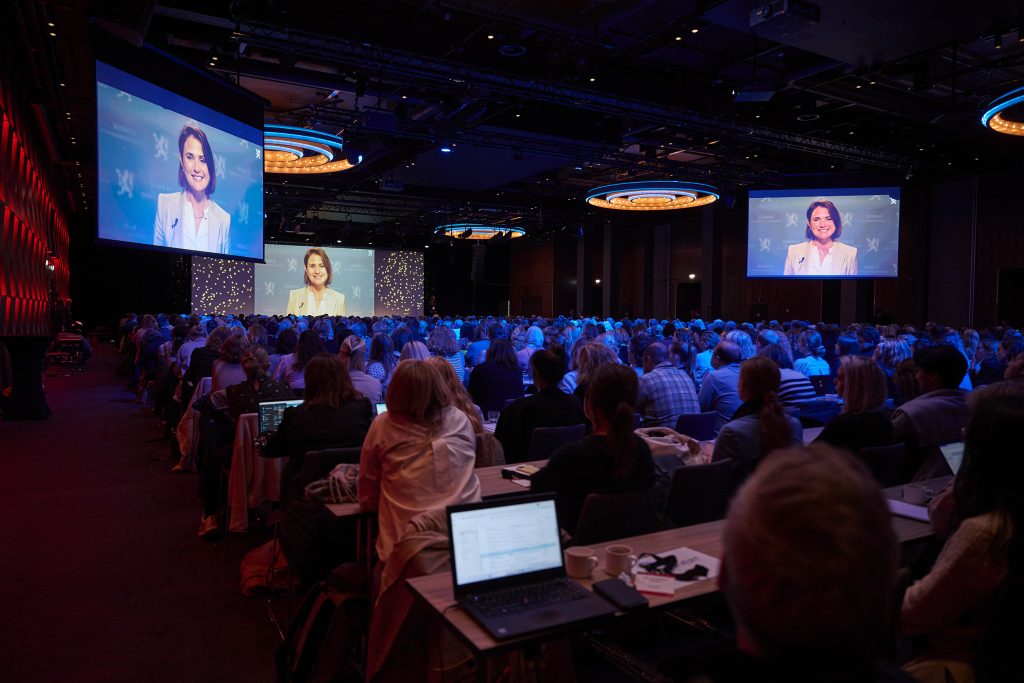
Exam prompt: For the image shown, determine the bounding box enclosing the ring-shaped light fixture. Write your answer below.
[586,180,719,210]
[434,223,526,240]
[263,124,362,174]
[981,85,1024,136]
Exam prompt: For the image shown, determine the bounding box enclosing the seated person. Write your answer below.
[635,342,700,428]
[271,329,325,391]
[900,382,1024,682]
[531,364,655,537]
[758,343,817,408]
[210,333,250,392]
[891,344,969,473]
[673,445,908,682]
[339,335,383,404]
[814,356,893,453]
[358,360,481,563]
[262,354,372,584]
[494,346,585,463]
[712,356,803,487]
[468,338,524,416]
[224,347,294,422]
[698,340,744,430]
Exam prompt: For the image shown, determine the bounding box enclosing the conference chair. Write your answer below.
[525,424,586,461]
[662,459,735,528]
[572,486,661,546]
[857,443,908,488]
[674,412,719,441]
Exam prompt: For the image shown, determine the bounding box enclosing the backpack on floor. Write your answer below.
[276,579,369,683]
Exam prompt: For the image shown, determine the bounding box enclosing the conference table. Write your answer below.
[406,478,938,659]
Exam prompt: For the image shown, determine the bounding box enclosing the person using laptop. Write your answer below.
[531,363,655,537]
[900,382,1024,681]
[358,360,481,562]
[224,347,294,422]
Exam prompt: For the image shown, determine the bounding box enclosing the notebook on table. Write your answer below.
[257,399,303,435]
[446,494,616,640]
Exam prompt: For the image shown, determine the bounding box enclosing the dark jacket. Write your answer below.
[468,361,524,414]
[494,386,586,463]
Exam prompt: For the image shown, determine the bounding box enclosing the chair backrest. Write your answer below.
[674,412,719,441]
[526,424,586,460]
[858,443,908,487]
[297,447,362,490]
[793,399,841,427]
[572,487,661,546]
[662,459,735,528]
[809,374,836,396]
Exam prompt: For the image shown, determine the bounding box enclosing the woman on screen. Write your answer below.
[286,248,346,316]
[783,200,858,276]
[153,125,231,254]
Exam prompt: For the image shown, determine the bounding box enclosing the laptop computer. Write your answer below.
[257,399,303,435]
[447,494,617,640]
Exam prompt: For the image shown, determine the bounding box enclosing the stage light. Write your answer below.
[586,180,719,211]
[435,223,526,240]
[981,85,1024,136]
[264,125,360,174]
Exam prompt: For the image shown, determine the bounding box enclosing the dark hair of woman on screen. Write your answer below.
[531,363,655,537]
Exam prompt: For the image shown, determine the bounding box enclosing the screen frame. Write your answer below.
[93,31,268,263]
[745,185,902,281]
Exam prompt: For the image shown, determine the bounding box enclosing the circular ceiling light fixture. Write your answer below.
[981,85,1024,136]
[263,124,362,174]
[434,223,526,240]
[499,44,528,57]
[585,180,719,211]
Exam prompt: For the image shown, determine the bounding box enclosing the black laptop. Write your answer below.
[257,399,303,435]
[446,494,617,640]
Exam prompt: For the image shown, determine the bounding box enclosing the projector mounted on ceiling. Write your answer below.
[750,0,820,35]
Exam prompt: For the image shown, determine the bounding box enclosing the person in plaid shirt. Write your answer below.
[636,342,700,428]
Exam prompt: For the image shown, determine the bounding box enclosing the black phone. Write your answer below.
[591,578,649,611]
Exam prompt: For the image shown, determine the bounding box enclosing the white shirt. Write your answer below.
[304,289,331,317]
[358,406,481,561]
[181,206,211,253]
[805,244,834,275]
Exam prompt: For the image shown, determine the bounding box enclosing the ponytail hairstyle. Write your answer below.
[740,356,792,456]
[584,364,639,480]
[801,329,826,358]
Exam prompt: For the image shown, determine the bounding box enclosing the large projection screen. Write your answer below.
[746,187,900,279]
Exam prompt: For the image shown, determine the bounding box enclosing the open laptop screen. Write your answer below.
[449,496,563,588]
[257,399,303,434]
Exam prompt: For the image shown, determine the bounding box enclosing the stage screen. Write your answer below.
[192,246,424,317]
[95,60,264,261]
[746,187,900,279]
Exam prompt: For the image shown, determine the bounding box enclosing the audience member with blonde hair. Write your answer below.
[815,356,893,453]
[339,334,382,404]
[571,341,620,403]
[712,356,802,487]
[399,339,430,361]
[359,360,481,561]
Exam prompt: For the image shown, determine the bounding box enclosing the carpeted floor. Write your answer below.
[0,342,281,683]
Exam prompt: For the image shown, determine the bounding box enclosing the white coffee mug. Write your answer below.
[604,544,637,577]
[903,484,933,506]
[564,546,598,579]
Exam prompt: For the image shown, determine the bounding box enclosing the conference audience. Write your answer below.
[571,340,620,403]
[426,325,465,382]
[339,335,383,404]
[365,332,399,394]
[712,356,803,486]
[531,364,655,537]
[268,327,297,378]
[680,445,908,681]
[516,325,544,374]
[698,340,744,429]
[210,333,250,392]
[635,342,700,428]
[495,346,586,463]
[758,343,817,408]
[814,356,894,453]
[467,338,524,415]
[223,347,294,422]
[794,329,830,377]
[272,328,325,391]
[399,339,430,361]
[358,360,481,562]
[182,326,233,394]
[900,382,1024,681]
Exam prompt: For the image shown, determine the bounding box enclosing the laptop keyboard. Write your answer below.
[470,578,591,617]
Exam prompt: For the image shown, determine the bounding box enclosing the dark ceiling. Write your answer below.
[15,0,1024,249]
